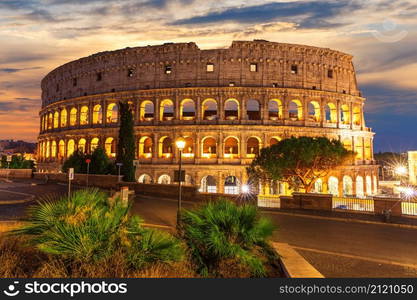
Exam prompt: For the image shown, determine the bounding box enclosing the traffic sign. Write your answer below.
[85,159,91,164]
[68,168,74,180]
[6,155,12,162]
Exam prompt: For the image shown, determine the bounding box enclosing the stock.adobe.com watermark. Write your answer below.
[3,281,128,297]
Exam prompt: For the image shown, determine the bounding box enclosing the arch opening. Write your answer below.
[180,99,196,120]
[289,100,302,121]
[268,99,282,120]
[224,176,241,194]
[246,137,260,158]
[224,99,239,120]
[139,136,153,158]
[160,99,174,121]
[202,99,217,120]
[247,99,260,120]
[92,104,102,124]
[200,175,217,193]
[140,101,154,121]
[224,137,239,158]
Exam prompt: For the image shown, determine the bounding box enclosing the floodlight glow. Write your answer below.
[394,165,407,176]
[241,184,250,193]
[175,137,186,150]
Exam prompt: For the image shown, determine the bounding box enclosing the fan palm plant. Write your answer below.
[180,199,274,277]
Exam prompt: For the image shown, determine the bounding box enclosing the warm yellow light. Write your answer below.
[395,165,407,176]
[176,137,186,150]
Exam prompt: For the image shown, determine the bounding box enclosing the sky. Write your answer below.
[0,0,416,152]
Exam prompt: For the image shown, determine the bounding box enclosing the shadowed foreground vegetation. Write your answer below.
[0,189,281,278]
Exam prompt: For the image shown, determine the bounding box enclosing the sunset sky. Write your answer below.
[0,0,416,152]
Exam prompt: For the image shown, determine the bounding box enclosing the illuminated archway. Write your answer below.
[139,136,153,158]
[268,99,282,120]
[106,103,118,123]
[105,137,116,158]
[342,138,352,151]
[51,140,57,158]
[341,104,350,124]
[224,136,239,158]
[182,136,194,157]
[246,137,260,158]
[224,176,241,194]
[48,113,53,129]
[80,106,89,125]
[308,101,320,121]
[343,175,353,196]
[328,176,339,196]
[58,140,65,158]
[90,138,99,152]
[355,137,364,160]
[200,175,217,193]
[353,106,361,125]
[140,101,154,121]
[356,176,364,198]
[53,111,59,128]
[78,138,86,153]
[92,104,102,124]
[366,175,372,195]
[138,174,153,184]
[202,137,217,158]
[159,136,173,158]
[202,99,217,120]
[158,174,171,184]
[67,139,75,157]
[159,99,174,121]
[180,99,196,120]
[289,100,302,120]
[269,137,281,146]
[325,103,337,123]
[60,109,67,127]
[69,108,77,126]
[224,99,239,120]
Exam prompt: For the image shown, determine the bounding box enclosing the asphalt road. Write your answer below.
[1,180,417,277]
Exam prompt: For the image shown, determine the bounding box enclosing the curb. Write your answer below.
[0,221,23,233]
[261,209,417,230]
[0,189,35,205]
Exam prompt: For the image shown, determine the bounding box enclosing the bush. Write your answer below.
[180,199,275,277]
[62,148,115,175]
[13,188,183,270]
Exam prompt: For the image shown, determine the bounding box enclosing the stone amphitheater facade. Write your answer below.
[37,40,378,197]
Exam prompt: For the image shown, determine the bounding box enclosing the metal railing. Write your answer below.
[401,202,417,216]
[257,194,281,208]
[332,197,374,212]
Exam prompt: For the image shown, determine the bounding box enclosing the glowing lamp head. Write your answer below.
[395,165,407,176]
[175,137,186,151]
[241,184,250,193]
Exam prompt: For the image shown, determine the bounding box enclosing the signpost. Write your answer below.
[116,163,123,182]
[85,158,91,187]
[68,167,74,199]
[6,155,12,181]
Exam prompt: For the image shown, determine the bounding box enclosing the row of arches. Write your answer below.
[317,175,378,197]
[38,134,373,161]
[41,98,363,132]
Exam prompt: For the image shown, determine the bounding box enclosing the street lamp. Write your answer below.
[394,165,407,176]
[175,137,186,225]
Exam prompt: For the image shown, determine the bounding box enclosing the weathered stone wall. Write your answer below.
[41,40,359,107]
[0,169,33,178]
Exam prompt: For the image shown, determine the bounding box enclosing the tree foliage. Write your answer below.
[62,148,115,174]
[248,136,354,192]
[116,101,136,182]
[1,155,34,169]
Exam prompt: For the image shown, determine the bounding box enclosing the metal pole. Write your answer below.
[118,165,121,182]
[68,176,71,199]
[86,162,90,188]
[177,149,182,225]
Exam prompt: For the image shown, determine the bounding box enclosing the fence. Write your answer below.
[401,202,417,216]
[332,197,374,212]
[257,195,281,208]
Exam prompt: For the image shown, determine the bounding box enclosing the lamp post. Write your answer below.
[85,158,91,187]
[175,137,186,225]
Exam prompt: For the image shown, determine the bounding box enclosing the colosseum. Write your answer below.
[37,40,378,198]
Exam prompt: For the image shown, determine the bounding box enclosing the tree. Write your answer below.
[62,150,86,173]
[0,155,34,169]
[248,136,354,193]
[116,101,136,182]
[90,147,114,175]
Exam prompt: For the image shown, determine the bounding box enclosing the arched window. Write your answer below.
[140,101,154,121]
[343,175,353,196]
[202,99,217,120]
[180,99,196,120]
[48,113,53,129]
[53,111,59,128]
[356,176,364,198]
[69,108,77,126]
[92,104,102,124]
[325,103,337,123]
[160,99,174,121]
[60,109,67,127]
[182,137,194,157]
[158,174,171,184]
[45,140,50,158]
[314,178,323,193]
[90,137,99,152]
[138,174,153,184]
[224,137,239,158]
[270,137,281,146]
[289,100,302,120]
[79,106,88,125]
[78,138,86,153]
[202,137,217,158]
[67,139,75,157]
[342,138,352,151]
[353,106,361,125]
[355,137,364,160]
[364,139,372,160]
[246,137,260,158]
[224,176,240,194]
[268,99,282,120]
[308,101,320,122]
[159,136,173,158]
[366,175,372,195]
[51,140,57,158]
[224,99,239,120]
[106,103,118,123]
[328,176,339,196]
[105,137,116,158]
[200,175,217,193]
[247,99,260,120]
[58,140,65,158]
[341,104,350,124]
[139,136,153,158]
[184,174,193,186]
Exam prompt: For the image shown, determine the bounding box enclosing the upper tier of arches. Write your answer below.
[41,41,360,107]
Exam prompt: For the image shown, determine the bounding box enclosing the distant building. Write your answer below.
[408,151,417,185]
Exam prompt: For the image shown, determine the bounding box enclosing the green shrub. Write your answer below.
[14,189,183,269]
[180,199,274,277]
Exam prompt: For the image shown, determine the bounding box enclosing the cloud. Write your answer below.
[170,1,361,29]
[0,67,42,73]
[0,0,38,10]
[0,97,40,112]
